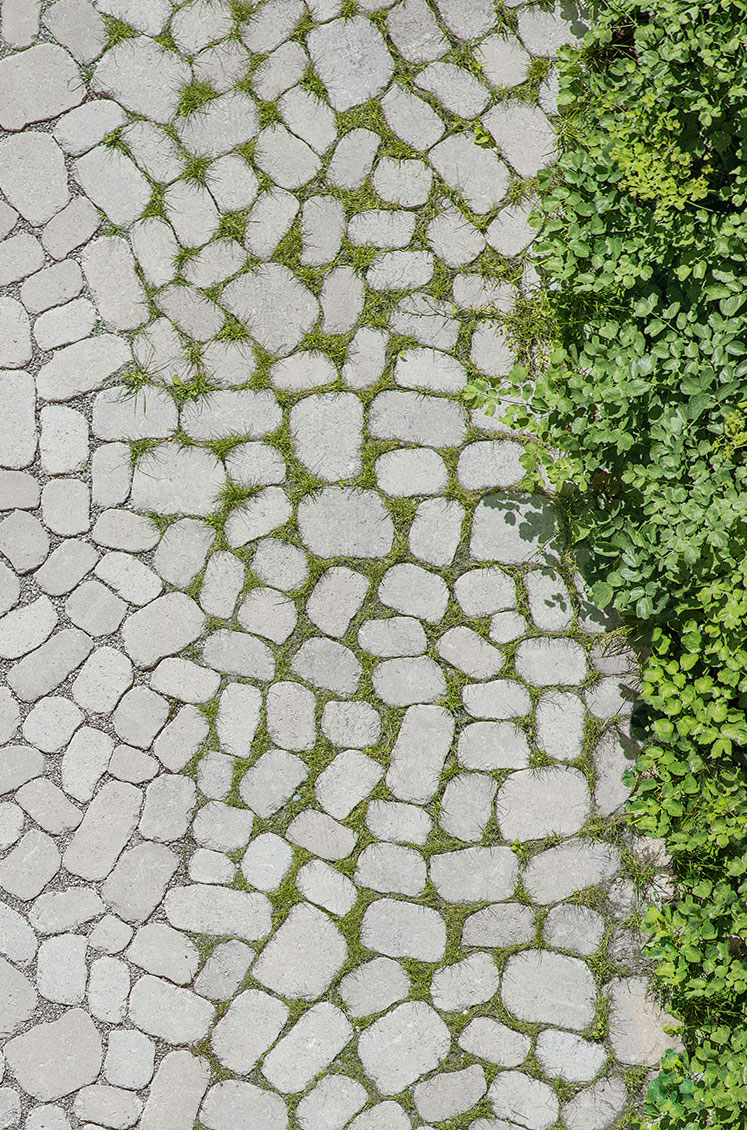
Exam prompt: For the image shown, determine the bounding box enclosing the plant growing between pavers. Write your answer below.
[466,0,747,1124]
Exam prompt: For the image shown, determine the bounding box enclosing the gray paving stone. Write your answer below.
[211,988,288,1074]
[348,209,415,249]
[224,487,291,548]
[280,86,337,155]
[457,720,530,771]
[327,128,380,189]
[93,38,190,122]
[240,832,292,893]
[517,3,586,55]
[75,146,150,228]
[152,517,214,587]
[487,1071,559,1130]
[496,766,590,840]
[369,389,466,447]
[139,774,196,843]
[483,102,557,177]
[4,1009,102,1102]
[321,700,381,749]
[8,628,93,702]
[200,1080,287,1130]
[0,373,34,471]
[93,551,161,606]
[41,195,100,260]
[101,842,178,924]
[431,845,517,904]
[476,33,531,87]
[308,17,393,110]
[359,616,426,658]
[561,1076,628,1130]
[438,626,503,679]
[0,43,83,130]
[104,1029,155,1090]
[366,799,431,845]
[0,232,44,287]
[470,493,559,564]
[342,327,388,389]
[238,586,296,644]
[0,801,22,849]
[127,922,199,985]
[239,748,307,817]
[0,469,38,512]
[429,136,510,214]
[299,486,394,558]
[372,157,433,206]
[66,579,127,637]
[297,858,357,916]
[63,780,141,881]
[458,1017,531,1068]
[244,187,299,259]
[375,447,447,496]
[544,904,605,956]
[356,842,425,896]
[535,1028,606,1082]
[193,800,253,853]
[525,837,621,904]
[428,205,485,267]
[297,1076,367,1130]
[386,0,448,61]
[502,950,596,1030]
[386,705,453,802]
[287,809,357,860]
[37,334,131,403]
[301,196,346,265]
[416,61,489,117]
[262,1002,352,1093]
[463,906,534,955]
[0,596,57,660]
[140,1050,210,1130]
[40,478,90,537]
[515,637,587,687]
[0,903,37,965]
[223,263,318,356]
[358,1001,450,1093]
[165,883,271,943]
[0,299,31,368]
[61,726,114,803]
[205,153,259,212]
[316,750,383,820]
[122,592,205,669]
[340,957,410,1020]
[37,933,87,1004]
[194,940,254,1001]
[361,899,445,962]
[373,656,446,706]
[607,977,682,1065]
[225,442,286,487]
[0,956,36,1036]
[414,1065,487,1122]
[253,902,347,1000]
[129,974,213,1044]
[462,677,530,720]
[439,772,496,841]
[290,392,362,481]
[22,697,82,753]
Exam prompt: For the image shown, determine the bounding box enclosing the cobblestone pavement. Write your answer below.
[0,1,682,1128]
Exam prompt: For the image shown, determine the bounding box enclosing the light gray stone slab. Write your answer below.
[93,38,190,122]
[253,903,347,1001]
[358,1001,450,1093]
[487,1071,559,1130]
[200,1081,287,1130]
[361,899,445,962]
[308,17,393,110]
[414,1065,487,1122]
[262,1002,352,1093]
[4,1009,102,1102]
[211,988,288,1075]
[458,1017,530,1068]
[430,846,517,904]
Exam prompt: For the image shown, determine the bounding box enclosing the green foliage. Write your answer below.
[465,0,747,1125]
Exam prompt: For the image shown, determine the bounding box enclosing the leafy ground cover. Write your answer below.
[467,0,747,1125]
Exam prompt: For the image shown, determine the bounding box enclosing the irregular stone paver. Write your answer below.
[0,3,675,1126]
